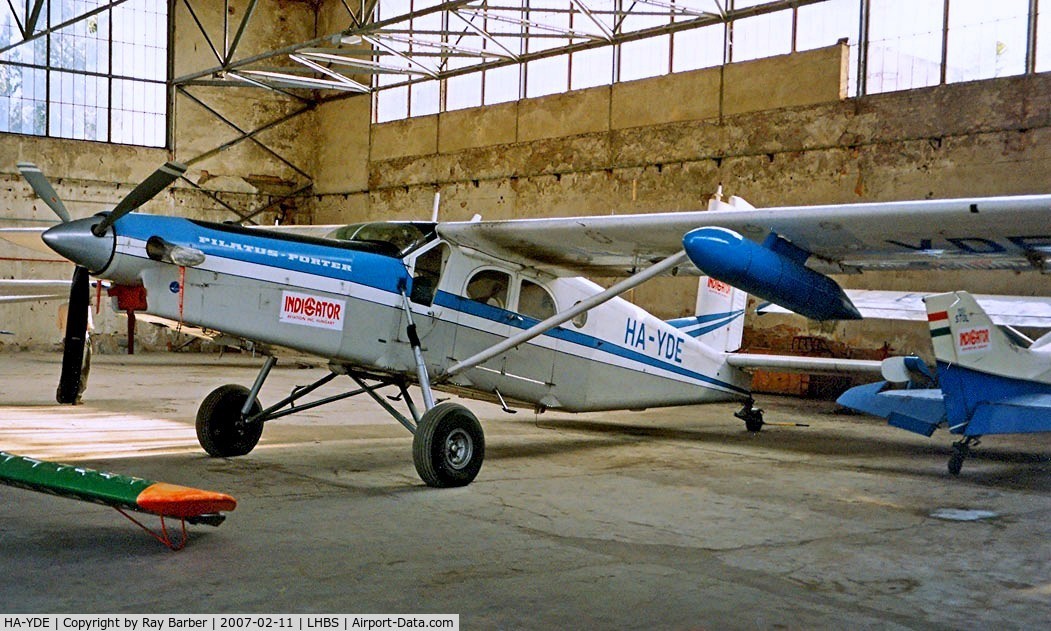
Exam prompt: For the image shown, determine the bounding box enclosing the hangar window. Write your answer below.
[370,1,1051,123]
[0,0,168,147]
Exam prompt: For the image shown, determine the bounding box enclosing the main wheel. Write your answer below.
[412,402,485,488]
[196,384,263,457]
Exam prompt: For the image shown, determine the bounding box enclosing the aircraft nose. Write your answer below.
[42,217,116,273]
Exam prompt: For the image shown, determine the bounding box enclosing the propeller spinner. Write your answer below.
[19,160,187,403]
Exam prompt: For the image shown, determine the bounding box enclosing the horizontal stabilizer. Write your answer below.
[837,382,946,436]
[0,451,235,520]
[726,353,882,376]
[966,395,1051,435]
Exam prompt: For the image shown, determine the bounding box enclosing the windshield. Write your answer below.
[324,222,435,257]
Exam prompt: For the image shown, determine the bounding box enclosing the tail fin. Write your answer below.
[667,277,747,352]
[924,291,1040,380]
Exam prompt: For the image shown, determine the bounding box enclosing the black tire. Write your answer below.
[196,384,263,457]
[412,402,485,488]
[744,415,764,433]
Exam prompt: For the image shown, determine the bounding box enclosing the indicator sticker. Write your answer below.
[706,277,732,296]
[280,290,346,331]
[956,327,990,354]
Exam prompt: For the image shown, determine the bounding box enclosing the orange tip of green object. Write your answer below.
[136,482,237,518]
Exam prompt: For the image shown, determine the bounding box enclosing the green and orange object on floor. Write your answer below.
[0,450,236,550]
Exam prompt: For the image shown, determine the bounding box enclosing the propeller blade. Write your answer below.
[17,162,72,223]
[56,266,91,404]
[92,161,187,236]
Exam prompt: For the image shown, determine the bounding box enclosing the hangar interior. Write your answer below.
[1,0,1049,366]
[1,2,1050,624]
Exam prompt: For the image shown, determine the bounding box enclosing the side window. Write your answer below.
[466,269,511,310]
[519,279,556,320]
[409,243,448,306]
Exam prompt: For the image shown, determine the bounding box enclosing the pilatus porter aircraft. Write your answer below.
[13,160,1051,487]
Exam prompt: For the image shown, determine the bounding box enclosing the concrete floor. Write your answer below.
[0,352,1048,628]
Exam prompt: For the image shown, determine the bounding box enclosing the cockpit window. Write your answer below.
[325,222,435,257]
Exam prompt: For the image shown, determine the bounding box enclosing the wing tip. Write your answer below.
[136,482,237,518]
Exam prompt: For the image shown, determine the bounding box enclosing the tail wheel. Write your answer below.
[948,442,969,476]
[412,402,485,488]
[196,384,263,457]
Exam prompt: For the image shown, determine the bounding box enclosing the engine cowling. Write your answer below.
[683,226,861,321]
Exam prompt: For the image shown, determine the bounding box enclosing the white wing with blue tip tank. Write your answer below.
[436,194,1051,278]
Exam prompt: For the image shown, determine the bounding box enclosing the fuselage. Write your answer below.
[45,213,752,412]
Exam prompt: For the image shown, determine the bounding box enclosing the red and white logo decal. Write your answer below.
[280,291,345,331]
[706,277,732,297]
[956,327,990,353]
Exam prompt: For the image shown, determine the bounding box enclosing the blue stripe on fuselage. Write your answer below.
[116,214,408,293]
[434,290,748,395]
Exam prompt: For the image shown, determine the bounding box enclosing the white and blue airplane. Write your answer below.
[11,160,1051,486]
[838,290,1051,474]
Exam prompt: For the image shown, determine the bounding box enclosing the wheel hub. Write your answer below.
[444,428,473,470]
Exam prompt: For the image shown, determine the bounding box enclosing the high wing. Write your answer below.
[437,194,1051,277]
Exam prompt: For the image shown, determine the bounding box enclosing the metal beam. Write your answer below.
[178,93,317,176]
[224,0,259,65]
[180,0,223,65]
[23,0,44,36]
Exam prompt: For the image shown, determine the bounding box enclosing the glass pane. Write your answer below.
[0,4,47,65]
[111,78,164,146]
[525,54,568,97]
[484,64,520,104]
[410,80,439,117]
[111,0,167,80]
[518,280,556,320]
[867,0,944,93]
[446,72,482,111]
[466,269,510,310]
[375,85,408,122]
[48,70,108,141]
[946,0,1028,82]
[672,24,725,73]
[796,0,860,51]
[0,65,46,135]
[570,45,612,89]
[525,0,571,54]
[731,9,793,62]
[50,1,109,72]
[619,34,670,81]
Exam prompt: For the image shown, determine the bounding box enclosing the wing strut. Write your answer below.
[440,251,690,380]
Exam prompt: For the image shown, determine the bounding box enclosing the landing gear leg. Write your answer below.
[735,398,765,432]
[948,436,980,475]
[400,289,484,486]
